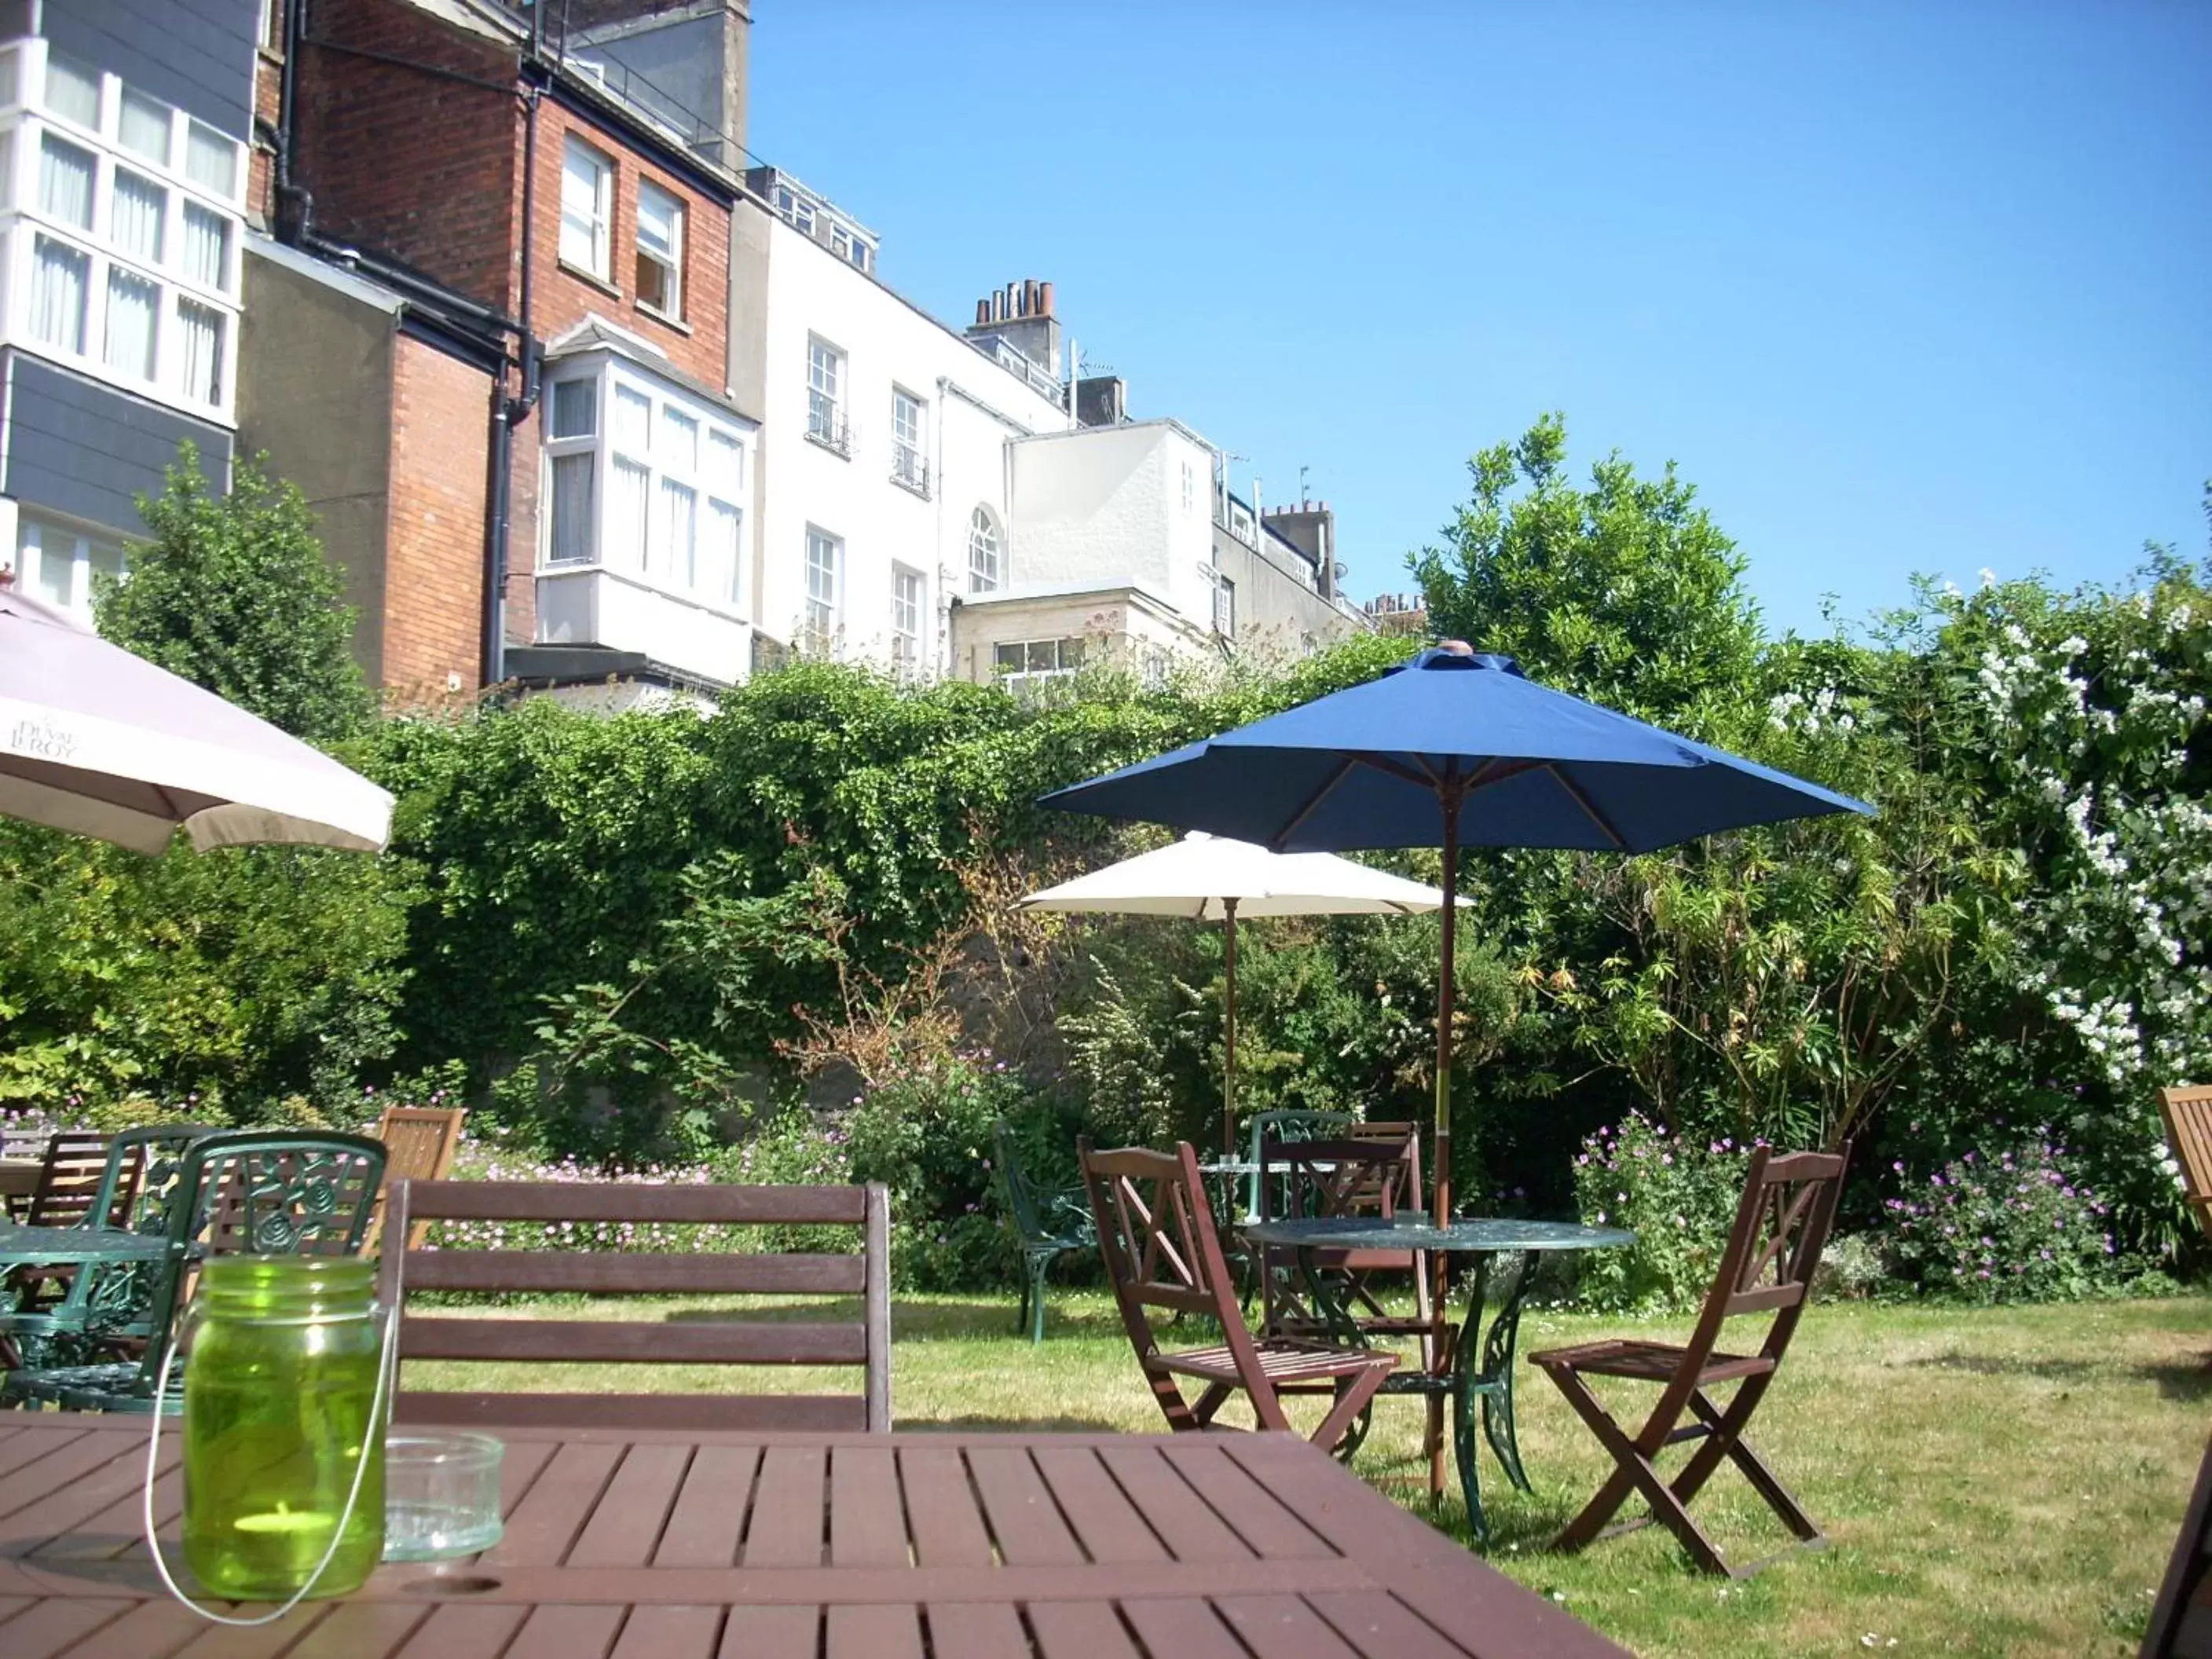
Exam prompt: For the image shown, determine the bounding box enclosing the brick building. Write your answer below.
[243,0,756,701]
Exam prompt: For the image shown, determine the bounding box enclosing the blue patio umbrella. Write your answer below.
[1041,644,1872,1218]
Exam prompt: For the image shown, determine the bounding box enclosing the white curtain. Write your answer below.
[548,454,594,563]
[613,386,651,452]
[112,172,167,265]
[707,500,742,607]
[185,122,236,197]
[607,457,649,572]
[659,479,696,586]
[104,270,158,379]
[178,300,222,404]
[30,236,87,353]
[182,203,228,290]
[38,136,93,228]
[119,93,172,165]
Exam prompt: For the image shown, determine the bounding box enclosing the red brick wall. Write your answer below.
[295,0,524,317]
[250,0,283,229]
[385,335,492,696]
[530,101,731,386]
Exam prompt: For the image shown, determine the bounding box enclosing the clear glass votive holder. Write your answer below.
[382,1431,504,1562]
[1393,1209,1431,1229]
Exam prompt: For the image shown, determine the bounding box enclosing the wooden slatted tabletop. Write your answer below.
[0,1414,1627,1658]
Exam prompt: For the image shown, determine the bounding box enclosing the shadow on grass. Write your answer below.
[1905,1351,2104,1382]
[2137,1357,2212,1401]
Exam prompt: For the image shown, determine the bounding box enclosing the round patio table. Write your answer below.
[1241,1215,1633,1538]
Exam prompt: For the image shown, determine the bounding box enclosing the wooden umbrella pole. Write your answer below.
[1222,896,1240,1156]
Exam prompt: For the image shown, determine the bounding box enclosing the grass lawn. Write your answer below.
[405,1289,2212,1657]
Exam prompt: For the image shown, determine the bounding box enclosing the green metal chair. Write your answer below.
[1243,1108,1353,1225]
[4,1130,385,1413]
[0,1125,212,1368]
[993,1119,1094,1344]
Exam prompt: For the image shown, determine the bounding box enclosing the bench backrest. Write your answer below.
[380,1178,892,1433]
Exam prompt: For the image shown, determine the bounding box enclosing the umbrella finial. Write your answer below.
[1436,638,1474,656]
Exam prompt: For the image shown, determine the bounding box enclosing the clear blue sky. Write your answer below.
[748,2,2211,637]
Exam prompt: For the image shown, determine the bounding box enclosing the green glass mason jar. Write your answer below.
[181,1257,386,1600]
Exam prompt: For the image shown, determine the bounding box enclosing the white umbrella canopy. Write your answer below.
[1020,830,1463,921]
[1021,833,1464,1151]
[0,584,393,855]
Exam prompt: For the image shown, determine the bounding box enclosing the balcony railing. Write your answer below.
[806,398,851,459]
[890,445,931,497]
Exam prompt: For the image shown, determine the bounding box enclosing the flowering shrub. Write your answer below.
[1570,1112,1753,1313]
[1879,1133,2123,1303]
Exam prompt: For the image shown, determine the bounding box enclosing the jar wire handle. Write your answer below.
[139,1249,403,1626]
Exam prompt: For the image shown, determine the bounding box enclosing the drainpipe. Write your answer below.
[484,79,545,689]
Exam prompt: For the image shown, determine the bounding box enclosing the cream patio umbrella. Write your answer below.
[1020,832,1463,1154]
[0,584,392,855]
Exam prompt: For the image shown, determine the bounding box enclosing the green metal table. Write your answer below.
[1242,1215,1633,1538]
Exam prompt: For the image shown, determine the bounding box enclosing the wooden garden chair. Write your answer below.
[1530,1142,1851,1578]
[2158,1086,2212,1243]
[2143,1433,2212,1658]
[1257,1129,1434,1349]
[361,1103,467,1253]
[1079,1137,1393,1454]
[380,1177,892,1432]
[24,1131,119,1228]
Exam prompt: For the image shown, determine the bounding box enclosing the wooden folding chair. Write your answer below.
[1257,1130,1434,1347]
[25,1132,121,1228]
[1079,1137,1393,1455]
[1530,1143,1851,1577]
[361,1104,467,1253]
[2158,1087,2212,1243]
[382,1178,892,1432]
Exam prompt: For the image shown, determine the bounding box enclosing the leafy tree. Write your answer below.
[1411,413,1760,731]
[95,445,374,744]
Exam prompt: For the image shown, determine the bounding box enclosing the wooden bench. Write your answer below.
[380,1178,892,1432]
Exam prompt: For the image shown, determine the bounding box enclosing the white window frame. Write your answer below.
[967,504,1002,594]
[536,355,755,618]
[804,526,841,647]
[992,635,1085,697]
[559,134,613,282]
[890,387,926,493]
[634,177,683,320]
[890,563,925,672]
[1214,570,1236,639]
[16,508,126,617]
[806,335,847,454]
[0,40,245,423]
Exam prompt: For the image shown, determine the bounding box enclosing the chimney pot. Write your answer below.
[975,299,990,326]
[1040,280,1055,316]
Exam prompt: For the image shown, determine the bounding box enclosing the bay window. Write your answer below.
[1,46,246,419]
[537,359,754,615]
[16,512,126,617]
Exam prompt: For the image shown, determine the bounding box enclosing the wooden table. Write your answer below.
[0,1159,41,1217]
[0,1415,1628,1657]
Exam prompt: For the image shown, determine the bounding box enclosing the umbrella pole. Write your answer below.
[1434,787,1461,1222]
[1222,897,1239,1156]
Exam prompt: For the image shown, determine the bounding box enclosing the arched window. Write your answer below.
[968,505,1002,593]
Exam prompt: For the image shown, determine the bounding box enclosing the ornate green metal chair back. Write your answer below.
[993,1118,1093,1343]
[9,1130,386,1412]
